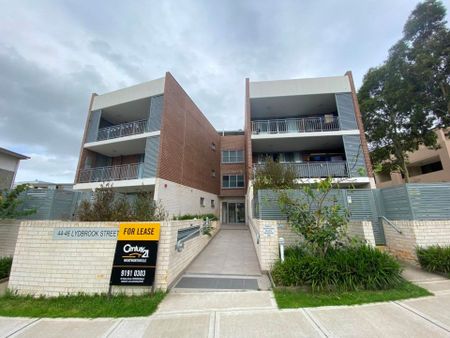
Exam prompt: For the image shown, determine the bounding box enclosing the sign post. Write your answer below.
[110,222,160,287]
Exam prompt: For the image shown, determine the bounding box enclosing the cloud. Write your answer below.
[1,0,449,182]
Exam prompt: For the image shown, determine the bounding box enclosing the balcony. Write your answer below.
[77,163,143,183]
[96,119,148,141]
[254,161,349,178]
[251,116,339,135]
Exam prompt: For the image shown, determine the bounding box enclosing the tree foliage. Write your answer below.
[252,158,298,191]
[358,0,449,181]
[0,184,36,220]
[77,186,167,221]
[278,178,350,257]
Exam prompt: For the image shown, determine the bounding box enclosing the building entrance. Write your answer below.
[221,202,245,224]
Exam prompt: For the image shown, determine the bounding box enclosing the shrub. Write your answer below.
[0,257,13,279]
[174,213,218,221]
[77,187,166,221]
[416,245,450,277]
[272,245,403,292]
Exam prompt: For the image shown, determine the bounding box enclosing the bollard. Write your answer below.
[279,237,285,262]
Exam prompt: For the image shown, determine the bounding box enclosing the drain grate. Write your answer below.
[175,277,258,290]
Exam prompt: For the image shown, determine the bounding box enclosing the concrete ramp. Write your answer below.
[172,225,270,291]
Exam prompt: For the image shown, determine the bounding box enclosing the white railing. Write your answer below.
[251,116,339,135]
[96,119,148,141]
[77,163,143,183]
[254,161,349,178]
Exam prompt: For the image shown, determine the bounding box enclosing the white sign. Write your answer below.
[263,225,275,237]
[53,227,118,240]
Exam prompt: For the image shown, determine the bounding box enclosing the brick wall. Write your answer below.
[249,218,377,271]
[8,220,219,296]
[158,73,221,195]
[383,220,450,263]
[155,178,219,218]
[0,220,20,258]
[220,135,246,197]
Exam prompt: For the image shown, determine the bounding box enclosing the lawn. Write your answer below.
[274,282,431,308]
[0,291,166,318]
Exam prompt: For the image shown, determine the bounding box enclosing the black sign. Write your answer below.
[110,240,159,286]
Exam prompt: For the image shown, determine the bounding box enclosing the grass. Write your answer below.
[0,291,166,318]
[274,281,431,308]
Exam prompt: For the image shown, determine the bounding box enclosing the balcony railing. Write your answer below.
[254,161,349,178]
[251,116,339,135]
[77,163,143,183]
[96,119,148,141]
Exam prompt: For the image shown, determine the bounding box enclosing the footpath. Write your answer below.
[1,265,450,338]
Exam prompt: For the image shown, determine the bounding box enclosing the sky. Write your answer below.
[1,0,449,184]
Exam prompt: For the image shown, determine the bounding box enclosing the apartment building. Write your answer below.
[74,72,221,217]
[74,71,373,222]
[244,72,374,189]
[375,128,450,188]
[0,147,29,190]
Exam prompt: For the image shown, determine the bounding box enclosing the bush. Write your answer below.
[174,213,218,221]
[0,257,13,279]
[416,245,450,277]
[272,245,403,292]
[77,187,167,221]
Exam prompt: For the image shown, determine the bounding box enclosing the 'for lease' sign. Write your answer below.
[110,222,161,286]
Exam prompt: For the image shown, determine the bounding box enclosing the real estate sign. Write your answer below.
[110,222,160,286]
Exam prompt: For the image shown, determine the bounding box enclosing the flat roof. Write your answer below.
[0,147,29,160]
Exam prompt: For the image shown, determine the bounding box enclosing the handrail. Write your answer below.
[77,163,143,183]
[175,218,211,252]
[253,161,349,178]
[248,218,260,244]
[379,216,403,234]
[96,119,148,141]
[251,116,339,135]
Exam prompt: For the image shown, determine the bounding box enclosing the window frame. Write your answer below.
[222,174,245,189]
[221,150,244,164]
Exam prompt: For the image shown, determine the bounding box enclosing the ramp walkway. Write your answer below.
[172,224,270,291]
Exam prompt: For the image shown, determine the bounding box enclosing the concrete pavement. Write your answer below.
[2,290,450,337]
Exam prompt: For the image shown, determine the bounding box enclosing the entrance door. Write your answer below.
[222,202,245,224]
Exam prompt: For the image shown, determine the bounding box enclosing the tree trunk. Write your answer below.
[401,158,410,183]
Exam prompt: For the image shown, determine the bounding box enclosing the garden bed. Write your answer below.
[274,282,431,308]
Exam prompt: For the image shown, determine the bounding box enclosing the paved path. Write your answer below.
[172,225,271,291]
[2,291,450,337]
[402,264,450,295]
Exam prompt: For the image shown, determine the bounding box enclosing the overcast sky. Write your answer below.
[1,0,449,184]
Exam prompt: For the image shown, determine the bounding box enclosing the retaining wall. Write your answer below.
[249,218,375,272]
[8,220,219,296]
[0,220,20,258]
[382,220,450,263]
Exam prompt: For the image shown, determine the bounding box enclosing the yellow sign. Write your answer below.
[118,222,160,241]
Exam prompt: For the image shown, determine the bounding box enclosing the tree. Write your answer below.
[278,178,350,257]
[252,158,298,191]
[0,184,36,219]
[358,0,449,181]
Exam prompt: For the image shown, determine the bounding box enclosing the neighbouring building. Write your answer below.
[15,180,74,191]
[74,71,373,223]
[375,128,450,188]
[0,147,29,190]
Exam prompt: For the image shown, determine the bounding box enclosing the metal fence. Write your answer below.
[254,162,349,178]
[77,163,143,183]
[251,116,339,135]
[96,119,148,141]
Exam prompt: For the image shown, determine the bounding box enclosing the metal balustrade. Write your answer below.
[251,116,339,135]
[254,161,349,178]
[96,119,148,141]
[77,163,143,183]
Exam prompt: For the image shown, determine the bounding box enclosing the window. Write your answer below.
[421,161,443,174]
[222,150,244,163]
[211,199,215,208]
[200,197,205,207]
[222,174,245,188]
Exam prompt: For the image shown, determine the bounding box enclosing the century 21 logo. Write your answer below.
[122,243,149,258]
